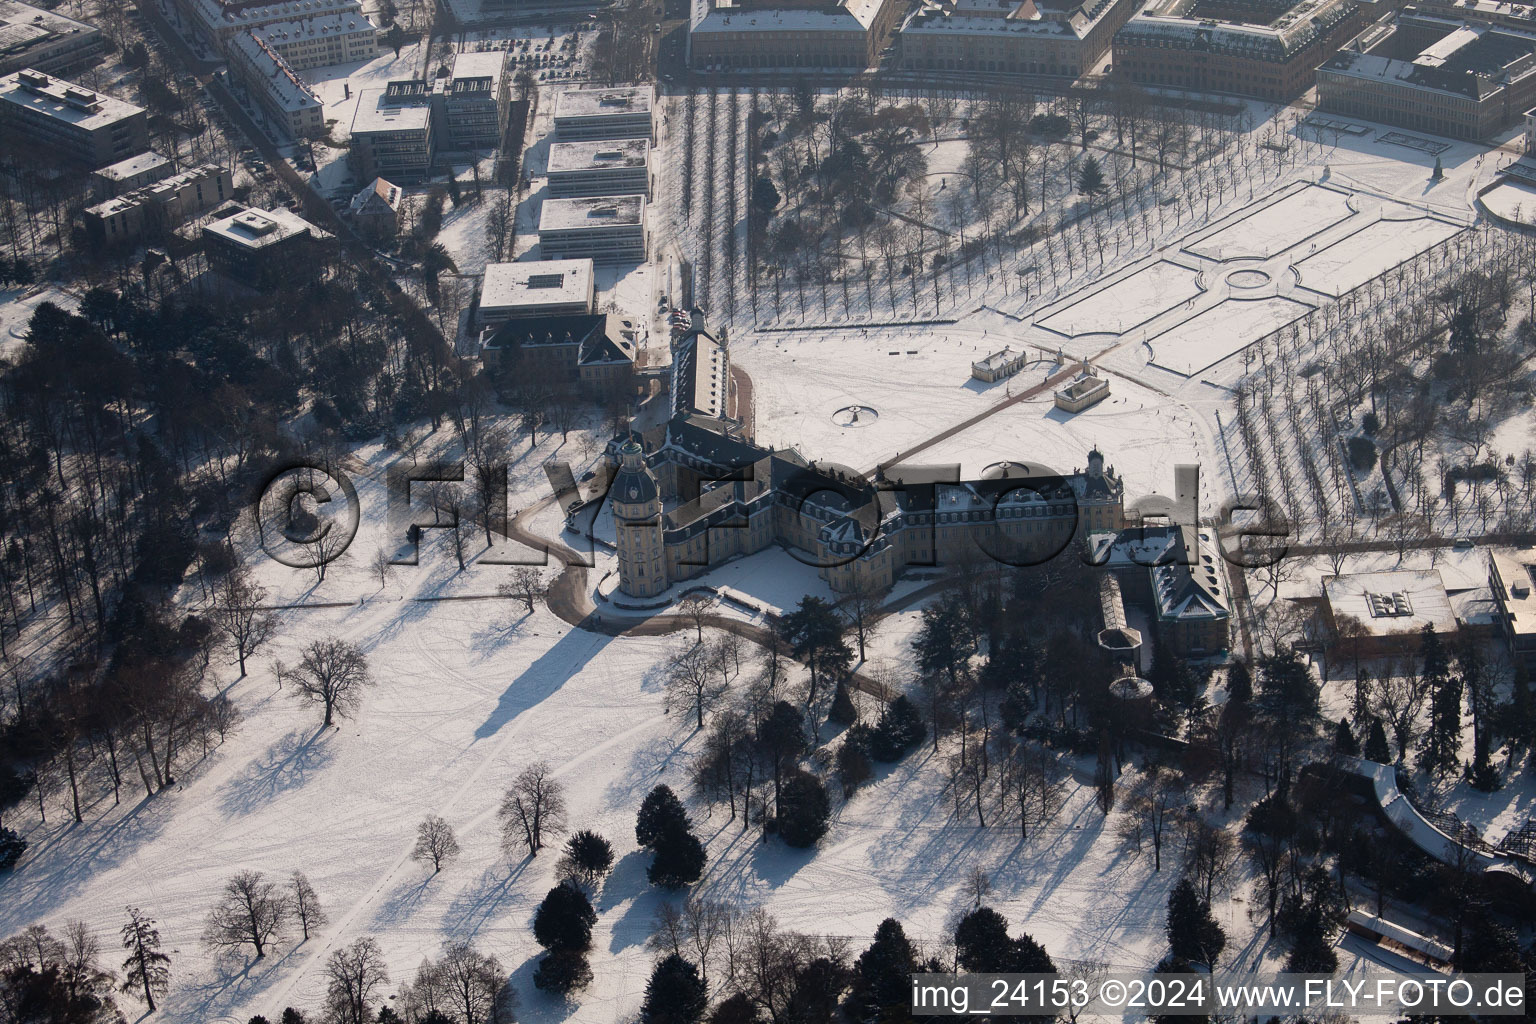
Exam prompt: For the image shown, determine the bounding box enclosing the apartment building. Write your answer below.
[0,1,105,76]
[92,150,173,198]
[552,86,653,140]
[226,29,325,137]
[82,163,233,245]
[546,138,650,197]
[0,68,148,165]
[249,11,376,70]
[538,195,647,262]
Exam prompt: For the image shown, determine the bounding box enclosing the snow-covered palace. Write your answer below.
[604,327,1229,654]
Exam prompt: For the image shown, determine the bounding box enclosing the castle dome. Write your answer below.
[611,440,658,507]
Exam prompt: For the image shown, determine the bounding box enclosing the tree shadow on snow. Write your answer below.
[596,849,652,914]
[506,952,584,1024]
[218,727,337,817]
[438,857,533,938]
[370,873,437,930]
[174,942,304,1022]
[468,611,533,659]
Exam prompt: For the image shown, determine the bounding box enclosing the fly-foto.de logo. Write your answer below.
[253,457,1291,573]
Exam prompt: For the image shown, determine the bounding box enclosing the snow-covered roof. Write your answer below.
[553,86,652,119]
[693,0,886,32]
[547,137,649,173]
[349,176,400,215]
[249,10,375,43]
[480,258,594,312]
[94,150,170,181]
[351,87,430,133]
[539,194,645,231]
[0,68,143,129]
[228,30,322,111]
[450,48,506,80]
[203,205,327,248]
[1322,569,1457,635]
[1490,549,1536,637]
[1118,0,1356,57]
[1151,527,1228,622]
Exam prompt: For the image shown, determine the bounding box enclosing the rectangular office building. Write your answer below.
[0,1,105,76]
[538,195,646,263]
[552,86,653,141]
[351,88,434,181]
[480,258,596,324]
[546,138,650,197]
[441,50,508,150]
[0,68,148,165]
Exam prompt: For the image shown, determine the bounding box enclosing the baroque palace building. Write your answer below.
[610,424,1127,597]
[605,324,1229,655]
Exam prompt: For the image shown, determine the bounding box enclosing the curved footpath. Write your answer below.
[508,494,898,703]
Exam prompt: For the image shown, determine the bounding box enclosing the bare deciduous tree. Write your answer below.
[208,566,277,676]
[289,870,326,941]
[499,761,567,858]
[276,638,374,728]
[413,814,461,873]
[666,639,728,730]
[203,870,286,960]
[325,936,390,1024]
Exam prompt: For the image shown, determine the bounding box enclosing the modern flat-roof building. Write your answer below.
[249,11,377,70]
[1489,550,1536,671]
[1113,0,1375,100]
[1527,104,1536,149]
[202,204,331,287]
[440,50,508,150]
[82,163,233,245]
[538,195,647,262]
[479,258,596,324]
[897,0,1139,80]
[1322,568,1459,656]
[351,87,434,181]
[1317,9,1536,139]
[689,0,908,70]
[226,29,324,137]
[546,138,650,197]
[0,1,105,76]
[0,69,148,166]
[92,150,173,197]
[552,86,653,141]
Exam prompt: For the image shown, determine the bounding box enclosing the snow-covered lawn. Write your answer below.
[1184,184,1356,261]
[0,286,76,358]
[1148,296,1315,377]
[1294,215,1467,298]
[1039,260,1205,338]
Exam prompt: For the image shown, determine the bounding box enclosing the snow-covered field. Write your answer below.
[1184,184,1356,261]
[1038,261,1204,338]
[1149,296,1315,377]
[1294,215,1466,297]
